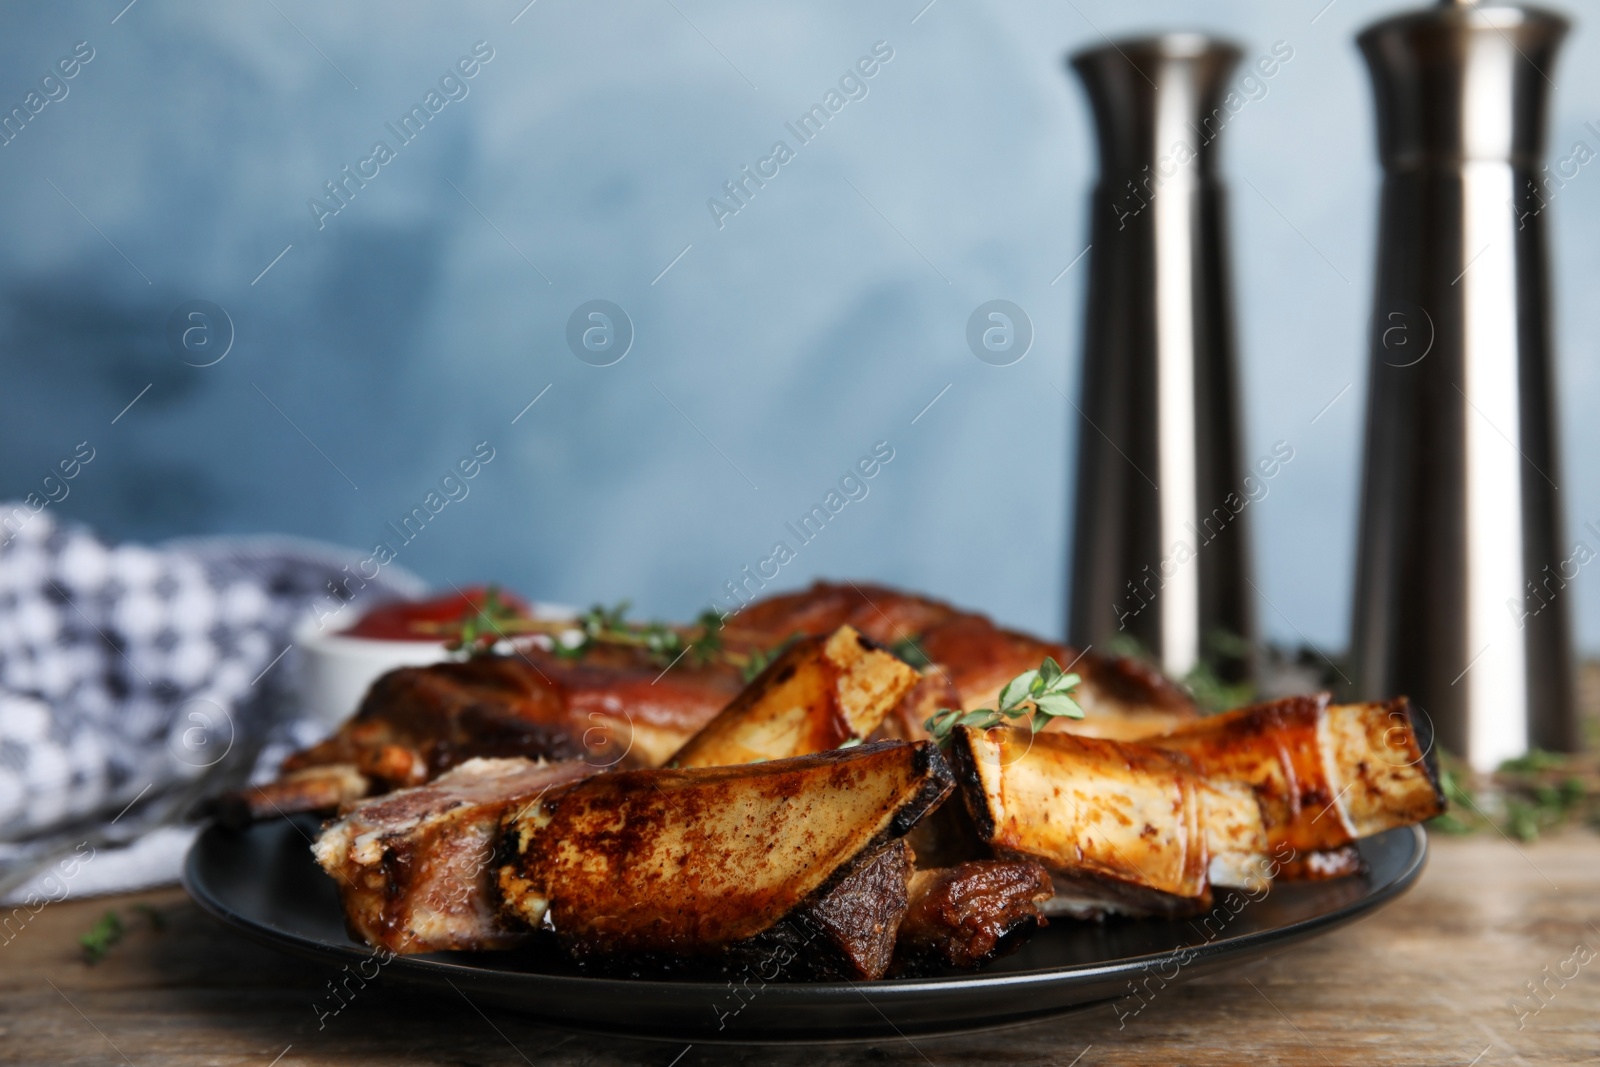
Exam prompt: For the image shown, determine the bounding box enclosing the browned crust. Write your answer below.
[495,741,952,963]
[555,838,916,981]
[312,759,594,954]
[670,626,920,769]
[948,727,999,844]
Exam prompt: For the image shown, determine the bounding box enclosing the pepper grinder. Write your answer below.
[1066,35,1252,682]
[1352,0,1575,769]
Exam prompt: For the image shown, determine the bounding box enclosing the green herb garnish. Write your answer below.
[924,657,1085,744]
[447,586,524,653]
[1429,749,1600,841]
[446,595,739,672]
[554,601,730,668]
[80,911,123,963]
[890,636,931,669]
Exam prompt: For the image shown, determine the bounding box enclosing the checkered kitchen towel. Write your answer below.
[0,505,426,901]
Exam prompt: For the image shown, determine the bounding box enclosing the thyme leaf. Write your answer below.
[924,657,1084,744]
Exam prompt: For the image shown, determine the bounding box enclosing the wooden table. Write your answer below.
[3,832,1596,1066]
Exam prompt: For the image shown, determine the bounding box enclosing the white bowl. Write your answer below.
[291,601,576,730]
[292,616,452,729]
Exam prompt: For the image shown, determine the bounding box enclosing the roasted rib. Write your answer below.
[669,625,919,768]
[496,740,952,978]
[1146,694,1445,852]
[311,757,593,954]
[949,726,1221,917]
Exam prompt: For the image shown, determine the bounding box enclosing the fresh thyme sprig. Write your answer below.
[446,586,524,652]
[924,656,1085,744]
[554,602,727,668]
[441,592,733,670]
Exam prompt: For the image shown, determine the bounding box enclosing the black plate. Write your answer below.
[183,818,1426,1042]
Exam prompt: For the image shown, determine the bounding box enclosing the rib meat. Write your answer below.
[950,726,1216,917]
[891,859,1054,973]
[310,757,592,954]
[1146,694,1445,852]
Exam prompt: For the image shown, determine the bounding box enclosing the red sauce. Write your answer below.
[341,586,529,642]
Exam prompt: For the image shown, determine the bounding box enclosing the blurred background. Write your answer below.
[2,0,1597,655]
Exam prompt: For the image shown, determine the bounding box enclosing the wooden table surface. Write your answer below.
[2,832,1596,1067]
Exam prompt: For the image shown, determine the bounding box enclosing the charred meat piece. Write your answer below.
[1147,695,1445,852]
[670,625,920,768]
[891,859,1053,973]
[496,740,953,979]
[320,650,744,771]
[311,757,593,954]
[950,727,1213,917]
[754,838,914,981]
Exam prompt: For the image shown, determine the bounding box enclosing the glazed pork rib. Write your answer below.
[1146,694,1445,853]
[311,757,593,954]
[949,727,1266,917]
[669,625,920,768]
[949,700,1445,917]
[497,740,953,979]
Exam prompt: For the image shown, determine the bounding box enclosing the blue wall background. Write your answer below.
[1,0,1597,651]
